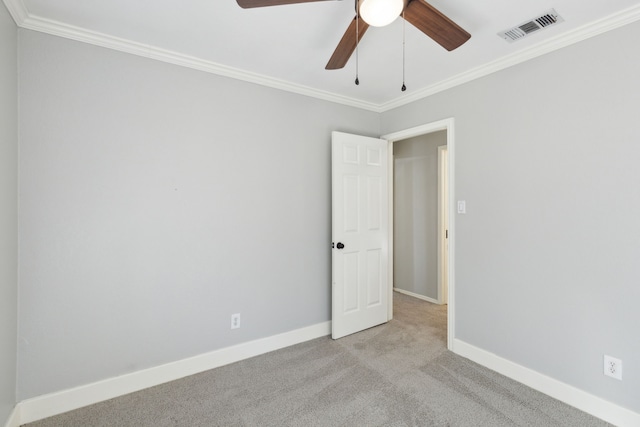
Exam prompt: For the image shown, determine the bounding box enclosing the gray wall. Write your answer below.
[0,2,18,423]
[17,29,379,400]
[393,131,446,300]
[382,20,640,413]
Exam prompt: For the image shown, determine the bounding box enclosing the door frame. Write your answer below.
[381,118,456,350]
[437,144,448,305]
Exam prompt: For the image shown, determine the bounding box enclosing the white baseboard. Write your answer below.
[15,325,637,426]
[451,338,640,427]
[17,321,331,425]
[3,405,20,427]
[393,287,441,305]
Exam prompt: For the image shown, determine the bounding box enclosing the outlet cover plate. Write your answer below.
[231,313,241,329]
[604,355,622,380]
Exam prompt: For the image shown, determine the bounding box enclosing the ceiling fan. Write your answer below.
[236,0,471,70]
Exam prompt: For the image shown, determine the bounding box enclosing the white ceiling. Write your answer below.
[6,0,640,110]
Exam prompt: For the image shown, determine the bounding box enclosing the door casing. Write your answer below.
[438,144,449,305]
[382,118,456,350]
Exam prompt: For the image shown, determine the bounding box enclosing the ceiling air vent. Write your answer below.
[498,9,564,43]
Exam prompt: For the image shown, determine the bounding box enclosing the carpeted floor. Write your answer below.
[25,293,611,426]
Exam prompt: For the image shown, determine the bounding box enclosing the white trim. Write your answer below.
[382,118,455,351]
[17,14,379,112]
[381,120,452,142]
[1,0,28,25]
[7,3,640,112]
[387,142,395,321]
[3,406,20,427]
[393,288,439,305]
[437,144,448,305]
[445,124,455,351]
[452,339,640,427]
[17,321,330,425]
[379,3,640,111]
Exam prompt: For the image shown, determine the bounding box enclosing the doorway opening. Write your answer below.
[382,119,455,349]
[392,132,448,305]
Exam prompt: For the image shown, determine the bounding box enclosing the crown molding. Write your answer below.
[2,0,28,24]
[379,3,640,112]
[8,2,640,113]
[17,13,382,112]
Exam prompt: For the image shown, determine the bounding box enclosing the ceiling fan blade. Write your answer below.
[404,0,470,51]
[326,15,370,70]
[237,0,336,8]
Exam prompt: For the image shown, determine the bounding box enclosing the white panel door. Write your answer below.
[331,131,389,339]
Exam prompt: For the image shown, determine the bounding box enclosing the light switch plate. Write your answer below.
[457,200,466,214]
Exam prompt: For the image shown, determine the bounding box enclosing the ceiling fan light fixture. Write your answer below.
[358,0,404,27]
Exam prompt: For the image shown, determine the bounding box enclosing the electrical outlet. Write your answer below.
[604,355,622,380]
[231,313,241,329]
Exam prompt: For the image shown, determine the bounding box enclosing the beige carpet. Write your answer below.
[25,293,610,426]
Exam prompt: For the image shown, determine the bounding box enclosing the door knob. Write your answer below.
[336,242,345,249]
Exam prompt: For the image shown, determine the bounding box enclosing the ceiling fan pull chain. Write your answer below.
[401,10,407,92]
[355,1,360,86]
